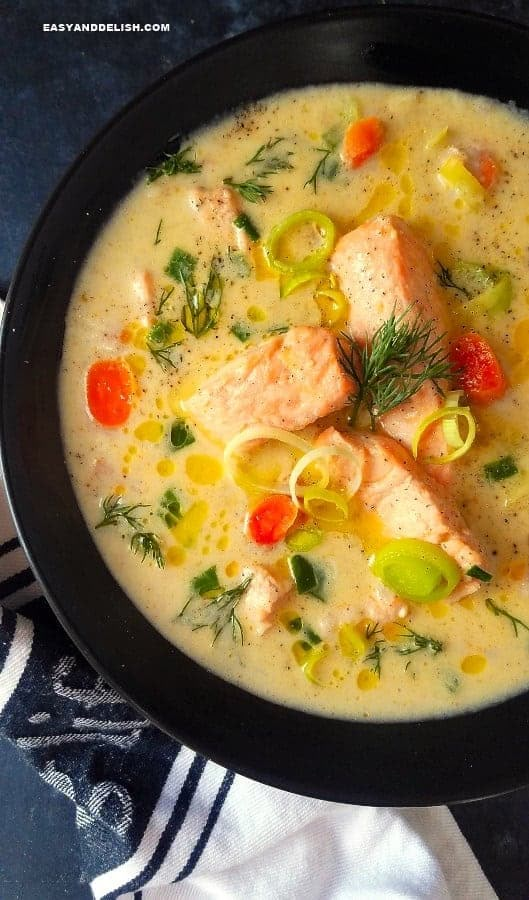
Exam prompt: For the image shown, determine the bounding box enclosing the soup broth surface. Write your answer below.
[60,84,529,721]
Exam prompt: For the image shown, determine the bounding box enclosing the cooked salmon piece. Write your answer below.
[240,565,292,635]
[188,186,251,253]
[331,215,451,477]
[184,326,354,443]
[317,426,486,614]
[131,269,156,318]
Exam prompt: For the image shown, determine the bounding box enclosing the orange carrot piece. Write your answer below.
[246,495,298,545]
[86,359,135,426]
[342,116,384,169]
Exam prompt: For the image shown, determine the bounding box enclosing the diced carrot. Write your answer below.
[86,359,135,426]
[246,495,298,545]
[450,333,507,405]
[342,117,384,169]
[474,151,501,191]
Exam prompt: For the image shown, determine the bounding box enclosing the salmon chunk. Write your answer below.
[184,326,354,443]
[241,565,291,635]
[331,215,450,473]
[317,426,486,612]
[131,269,156,318]
[188,186,251,253]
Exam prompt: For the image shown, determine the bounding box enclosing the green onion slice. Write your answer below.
[288,554,325,600]
[264,209,336,275]
[288,445,362,510]
[484,455,519,482]
[466,565,493,583]
[412,404,476,465]
[286,526,324,552]
[280,269,322,298]
[371,538,461,604]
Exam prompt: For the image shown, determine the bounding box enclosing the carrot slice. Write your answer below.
[342,116,384,169]
[450,333,507,406]
[86,359,135,426]
[474,151,501,191]
[246,495,298,545]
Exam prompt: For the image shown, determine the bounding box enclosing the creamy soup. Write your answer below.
[60,84,529,721]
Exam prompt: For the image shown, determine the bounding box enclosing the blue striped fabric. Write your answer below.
[0,486,234,898]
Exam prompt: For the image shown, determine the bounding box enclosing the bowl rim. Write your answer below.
[3,4,529,806]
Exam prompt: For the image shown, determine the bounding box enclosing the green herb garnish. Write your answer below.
[466,565,493,582]
[231,322,252,342]
[165,249,223,337]
[155,285,174,316]
[435,261,471,298]
[225,248,251,279]
[147,145,202,183]
[179,576,252,644]
[146,320,181,370]
[95,495,147,530]
[233,212,260,241]
[130,531,164,568]
[363,640,385,678]
[192,566,222,596]
[245,136,293,173]
[395,625,443,656]
[159,489,182,528]
[337,307,451,429]
[484,455,518,482]
[154,218,163,246]
[223,176,272,203]
[170,418,195,450]
[304,129,340,193]
[486,597,529,636]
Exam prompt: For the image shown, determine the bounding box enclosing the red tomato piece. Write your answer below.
[450,333,507,406]
[246,495,298,545]
[342,116,384,169]
[86,359,135,426]
[475,151,501,191]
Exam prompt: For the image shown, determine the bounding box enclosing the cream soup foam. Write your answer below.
[60,84,529,721]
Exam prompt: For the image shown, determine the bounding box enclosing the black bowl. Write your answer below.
[3,6,529,805]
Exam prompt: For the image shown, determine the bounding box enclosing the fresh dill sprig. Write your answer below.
[337,308,451,429]
[304,128,340,193]
[130,531,164,568]
[147,342,180,371]
[147,145,202,183]
[485,597,529,637]
[395,625,443,656]
[154,218,163,246]
[95,495,148,530]
[363,640,386,678]
[245,136,293,174]
[179,576,252,644]
[155,285,174,316]
[365,621,382,639]
[165,249,223,337]
[435,261,471,299]
[222,176,272,203]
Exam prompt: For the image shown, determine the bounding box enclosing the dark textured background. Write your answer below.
[2,2,529,897]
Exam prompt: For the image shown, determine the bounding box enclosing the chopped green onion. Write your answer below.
[170,419,195,451]
[233,212,260,241]
[442,391,465,449]
[302,486,349,522]
[148,320,174,344]
[230,322,252,342]
[286,526,323,553]
[264,209,336,275]
[192,565,222,596]
[159,489,182,528]
[484,455,519,482]
[371,539,461,604]
[288,554,325,600]
[466,565,493,582]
